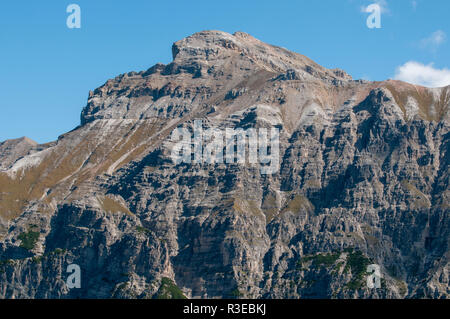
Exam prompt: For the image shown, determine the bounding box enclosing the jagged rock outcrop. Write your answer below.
[0,31,449,299]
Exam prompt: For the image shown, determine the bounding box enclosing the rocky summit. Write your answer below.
[0,30,448,299]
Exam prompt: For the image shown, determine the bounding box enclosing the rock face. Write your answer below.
[0,137,37,170]
[0,30,449,299]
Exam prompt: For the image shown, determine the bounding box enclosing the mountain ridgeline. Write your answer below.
[0,31,448,299]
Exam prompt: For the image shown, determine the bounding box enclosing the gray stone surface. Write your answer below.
[0,31,448,299]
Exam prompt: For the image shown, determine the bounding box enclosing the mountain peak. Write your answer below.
[170,30,347,81]
[80,30,449,126]
[1,30,449,299]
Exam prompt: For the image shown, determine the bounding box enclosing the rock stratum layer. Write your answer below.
[0,31,449,299]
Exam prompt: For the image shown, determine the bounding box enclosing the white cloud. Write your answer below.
[419,30,446,51]
[394,61,450,88]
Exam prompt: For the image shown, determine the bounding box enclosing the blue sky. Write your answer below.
[0,0,449,143]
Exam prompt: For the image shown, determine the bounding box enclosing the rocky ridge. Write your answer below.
[0,30,448,299]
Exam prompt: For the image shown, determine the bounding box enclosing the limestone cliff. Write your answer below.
[0,31,448,299]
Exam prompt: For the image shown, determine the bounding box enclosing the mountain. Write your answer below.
[0,30,448,299]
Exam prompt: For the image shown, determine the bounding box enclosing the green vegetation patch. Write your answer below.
[344,249,372,290]
[18,230,40,250]
[297,252,340,269]
[136,225,152,235]
[312,253,340,267]
[155,277,187,299]
[297,249,373,291]
[230,287,243,298]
